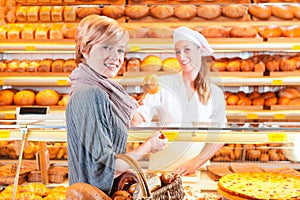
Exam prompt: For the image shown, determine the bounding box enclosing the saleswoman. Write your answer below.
[66,15,168,195]
[133,27,227,176]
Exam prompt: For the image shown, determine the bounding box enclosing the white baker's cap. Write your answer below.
[173,27,214,56]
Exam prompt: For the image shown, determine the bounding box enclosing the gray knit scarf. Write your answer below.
[69,63,137,128]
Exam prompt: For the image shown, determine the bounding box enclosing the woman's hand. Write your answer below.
[145,131,168,153]
[173,156,203,176]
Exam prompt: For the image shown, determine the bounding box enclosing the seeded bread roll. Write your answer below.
[197,5,221,20]
[125,5,149,19]
[102,5,125,19]
[149,5,174,19]
[174,5,196,19]
[221,4,246,18]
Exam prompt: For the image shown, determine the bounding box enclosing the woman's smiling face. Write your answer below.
[82,41,126,78]
[174,40,202,73]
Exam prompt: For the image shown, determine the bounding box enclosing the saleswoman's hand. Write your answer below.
[145,131,168,153]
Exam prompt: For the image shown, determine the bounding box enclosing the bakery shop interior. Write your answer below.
[0,0,300,199]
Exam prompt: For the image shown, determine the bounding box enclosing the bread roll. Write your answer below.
[77,7,101,19]
[280,57,298,71]
[278,96,290,105]
[240,59,254,72]
[14,90,35,106]
[226,59,241,72]
[212,60,227,72]
[271,5,294,20]
[264,96,278,107]
[6,59,19,72]
[248,91,260,99]
[237,97,252,106]
[252,97,264,106]
[102,5,125,19]
[229,26,258,38]
[16,60,29,72]
[200,26,228,38]
[197,5,221,20]
[149,5,174,19]
[248,4,271,19]
[0,60,7,72]
[27,60,39,72]
[265,56,281,72]
[288,97,300,106]
[174,5,197,19]
[254,61,266,72]
[127,26,148,38]
[221,4,246,18]
[261,91,276,99]
[141,55,162,71]
[64,6,76,22]
[125,5,149,19]
[36,89,60,106]
[63,24,77,39]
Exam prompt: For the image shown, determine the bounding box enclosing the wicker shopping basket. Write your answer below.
[115,154,185,200]
[66,154,185,200]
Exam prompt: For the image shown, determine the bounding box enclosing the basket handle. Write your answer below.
[115,154,151,199]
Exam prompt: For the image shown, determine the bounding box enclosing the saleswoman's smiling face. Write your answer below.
[83,41,126,78]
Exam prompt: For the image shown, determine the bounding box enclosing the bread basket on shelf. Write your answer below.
[115,154,185,200]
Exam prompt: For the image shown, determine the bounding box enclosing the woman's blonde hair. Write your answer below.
[194,57,211,105]
[75,15,129,65]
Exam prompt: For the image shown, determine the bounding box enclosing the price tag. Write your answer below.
[292,45,300,50]
[246,113,258,119]
[4,114,15,120]
[268,132,287,142]
[0,130,10,139]
[272,79,283,85]
[57,80,68,86]
[274,114,286,120]
[25,46,36,51]
[129,46,141,52]
[161,131,178,140]
[0,80,3,85]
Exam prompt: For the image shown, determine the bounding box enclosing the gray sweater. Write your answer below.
[66,85,127,194]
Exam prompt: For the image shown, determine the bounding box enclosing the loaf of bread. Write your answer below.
[38,58,52,72]
[229,26,258,38]
[125,5,149,19]
[289,5,300,19]
[282,25,300,37]
[162,57,181,72]
[200,26,228,38]
[102,5,125,19]
[63,6,76,22]
[77,7,101,19]
[126,57,141,72]
[197,5,221,20]
[27,6,40,22]
[271,5,294,20]
[39,6,51,22]
[16,60,29,72]
[141,55,162,71]
[16,6,28,22]
[126,25,149,38]
[49,24,64,40]
[174,5,197,19]
[36,89,60,106]
[51,59,64,72]
[35,25,50,40]
[51,6,64,22]
[63,58,76,72]
[7,26,21,40]
[27,60,39,72]
[6,59,19,72]
[147,26,173,38]
[21,24,35,40]
[0,89,15,105]
[66,183,111,200]
[5,8,17,23]
[14,90,36,106]
[149,5,174,19]
[0,60,7,72]
[258,25,282,39]
[278,87,300,99]
[221,4,246,18]
[248,4,271,19]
